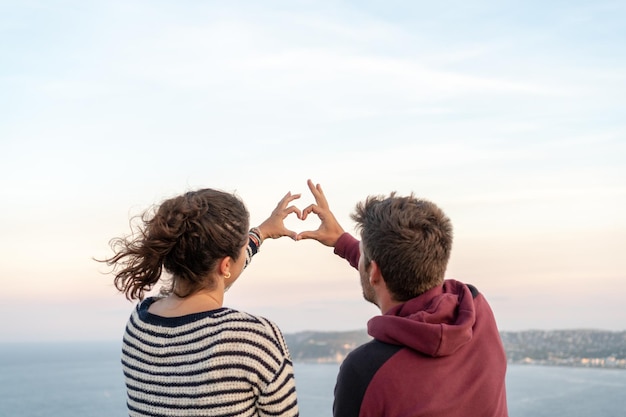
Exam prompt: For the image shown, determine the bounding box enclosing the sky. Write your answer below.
[1,0,625,343]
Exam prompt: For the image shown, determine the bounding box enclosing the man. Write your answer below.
[298,180,508,417]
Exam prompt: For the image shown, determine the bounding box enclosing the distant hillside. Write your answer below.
[284,330,371,363]
[500,329,626,367]
[284,329,626,368]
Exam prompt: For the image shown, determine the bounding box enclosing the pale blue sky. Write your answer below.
[1,0,625,342]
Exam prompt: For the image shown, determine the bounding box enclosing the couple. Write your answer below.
[104,180,508,417]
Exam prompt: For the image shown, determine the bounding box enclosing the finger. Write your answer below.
[283,193,302,218]
[307,179,329,208]
[315,184,329,208]
[297,230,318,240]
[306,179,319,200]
[277,191,294,209]
[283,205,302,219]
[286,192,302,203]
[300,204,320,221]
[279,192,301,209]
[284,228,298,240]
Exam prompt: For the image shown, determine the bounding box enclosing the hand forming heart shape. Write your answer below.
[256,180,346,247]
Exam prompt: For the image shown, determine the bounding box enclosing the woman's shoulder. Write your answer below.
[222,308,289,349]
[128,300,286,345]
[223,308,284,334]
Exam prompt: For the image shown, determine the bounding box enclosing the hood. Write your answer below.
[367,279,477,357]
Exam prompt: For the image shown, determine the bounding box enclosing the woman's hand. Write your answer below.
[255,192,302,241]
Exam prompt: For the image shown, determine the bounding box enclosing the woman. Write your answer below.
[102,188,302,417]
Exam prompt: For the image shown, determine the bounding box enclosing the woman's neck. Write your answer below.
[148,288,224,317]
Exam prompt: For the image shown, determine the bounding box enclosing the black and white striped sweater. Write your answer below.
[122,300,299,417]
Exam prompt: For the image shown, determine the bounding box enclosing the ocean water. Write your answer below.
[1,342,625,417]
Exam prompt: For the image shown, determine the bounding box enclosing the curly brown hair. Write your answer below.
[101,189,249,300]
[352,193,453,301]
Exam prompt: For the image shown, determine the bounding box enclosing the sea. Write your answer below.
[1,341,625,417]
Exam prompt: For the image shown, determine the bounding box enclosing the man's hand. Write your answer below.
[297,179,345,247]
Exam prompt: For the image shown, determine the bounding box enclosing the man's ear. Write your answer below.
[369,260,383,286]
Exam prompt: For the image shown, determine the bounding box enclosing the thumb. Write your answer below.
[284,228,298,241]
[297,230,317,241]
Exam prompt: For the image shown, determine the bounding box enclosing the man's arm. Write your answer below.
[333,232,361,269]
[333,354,365,417]
[333,341,403,417]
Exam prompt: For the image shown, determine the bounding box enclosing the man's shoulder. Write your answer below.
[342,339,404,373]
[334,340,405,417]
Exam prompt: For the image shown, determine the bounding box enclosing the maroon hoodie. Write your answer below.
[333,233,508,417]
